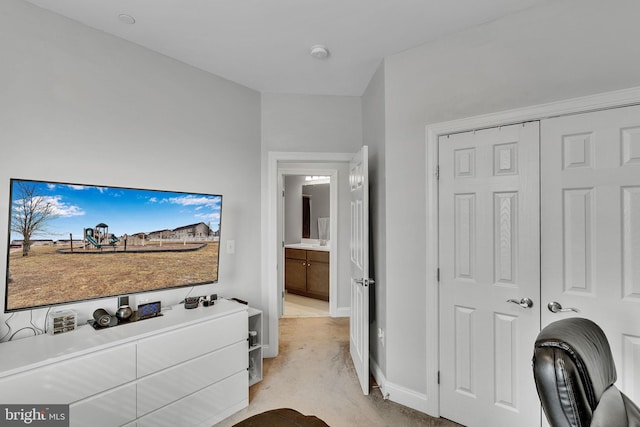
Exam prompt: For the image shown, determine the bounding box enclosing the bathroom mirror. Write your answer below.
[302,183,330,240]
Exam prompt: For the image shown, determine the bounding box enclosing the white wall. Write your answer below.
[0,0,261,339]
[380,0,640,408]
[261,93,362,153]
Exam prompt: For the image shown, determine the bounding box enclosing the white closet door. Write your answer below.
[439,122,540,427]
[541,105,640,401]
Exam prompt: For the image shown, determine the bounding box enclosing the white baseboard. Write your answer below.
[370,357,432,415]
[262,343,275,358]
[385,381,430,414]
[334,306,350,317]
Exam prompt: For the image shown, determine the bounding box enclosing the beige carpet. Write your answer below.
[215,317,462,427]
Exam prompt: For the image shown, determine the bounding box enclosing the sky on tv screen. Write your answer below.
[10,180,221,241]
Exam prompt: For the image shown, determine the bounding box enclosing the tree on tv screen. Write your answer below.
[11,181,57,257]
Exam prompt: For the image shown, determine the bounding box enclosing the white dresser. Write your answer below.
[0,299,249,427]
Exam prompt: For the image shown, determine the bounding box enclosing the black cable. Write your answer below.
[1,313,15,342]
[9,326,37,341]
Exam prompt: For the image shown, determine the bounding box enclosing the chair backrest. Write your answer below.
[532,317,617,427]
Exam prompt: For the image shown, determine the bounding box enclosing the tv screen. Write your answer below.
[5,179,222,312]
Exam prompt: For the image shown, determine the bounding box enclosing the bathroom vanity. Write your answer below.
[284,244,329,301]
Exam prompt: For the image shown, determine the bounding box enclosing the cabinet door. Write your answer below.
[306,259,329,300]
[285,257,307,292]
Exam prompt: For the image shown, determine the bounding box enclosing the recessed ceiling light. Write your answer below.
[118,14,136,25]
[310,45,330,59]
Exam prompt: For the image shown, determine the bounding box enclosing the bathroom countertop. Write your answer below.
[284,242,330,252]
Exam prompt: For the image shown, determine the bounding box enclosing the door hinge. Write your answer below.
[436,268,440,282]
[282,241,285,248]
[282,190,285,197]
[436,165,440,180]
[438,371,440,385]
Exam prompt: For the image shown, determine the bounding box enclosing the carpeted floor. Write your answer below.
[215,317,462,427]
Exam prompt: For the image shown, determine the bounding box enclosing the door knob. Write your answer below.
[547,301,579,313]
[507,297,534,309]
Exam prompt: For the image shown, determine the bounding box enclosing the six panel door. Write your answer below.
[439,122,541,427]
[540,105,640,402]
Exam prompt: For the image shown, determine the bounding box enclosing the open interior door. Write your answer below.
[349,145,371,395]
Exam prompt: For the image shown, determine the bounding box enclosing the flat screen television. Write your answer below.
[5,178,222,312]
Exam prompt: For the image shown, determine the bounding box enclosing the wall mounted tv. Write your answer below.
[5,178,222,312]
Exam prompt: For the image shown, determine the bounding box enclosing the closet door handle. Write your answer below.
[507,297,534,309]
[547,301,579,313]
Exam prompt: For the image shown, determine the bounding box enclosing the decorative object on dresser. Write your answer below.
[46,309,77,335]
[116,295,133,321]
[136,301,161,320]
[91,308,118,328]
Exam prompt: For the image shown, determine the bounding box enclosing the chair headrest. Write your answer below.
[535,317,617,405]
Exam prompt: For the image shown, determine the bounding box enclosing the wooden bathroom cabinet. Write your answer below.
[284,248,329,301]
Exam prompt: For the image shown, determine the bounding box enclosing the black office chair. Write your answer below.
[533,317,640,427]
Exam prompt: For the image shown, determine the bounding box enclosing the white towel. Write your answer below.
[318,217,330,240]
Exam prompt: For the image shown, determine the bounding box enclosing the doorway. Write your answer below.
[265,151,353,359]
[281,173,332,318]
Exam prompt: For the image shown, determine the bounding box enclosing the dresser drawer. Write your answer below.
[136,371,247,427]
[137,311,247,377]
[0,343,136,404]
[137,340,247,416]
[70,382,136,427]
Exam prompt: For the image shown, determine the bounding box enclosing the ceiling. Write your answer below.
[23,0,550,96]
